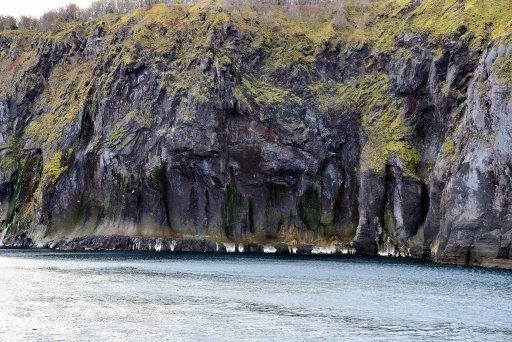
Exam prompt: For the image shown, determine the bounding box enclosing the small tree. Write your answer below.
[39,11,59,31]
[18,16,39,30]
[0,15,18,30]
[58,3,81,23]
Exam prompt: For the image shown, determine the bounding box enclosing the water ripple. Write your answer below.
[0,250,511,341]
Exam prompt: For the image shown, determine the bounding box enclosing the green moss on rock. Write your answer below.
[495,55,512,83]
[442,138,456,155]
[41,151,68,189]
[328,72,419,175]
[297,186,321,231]
[241,77,302,108]
[223,184,253,239]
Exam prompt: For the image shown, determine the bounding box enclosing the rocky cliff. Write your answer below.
[0,0,511,268]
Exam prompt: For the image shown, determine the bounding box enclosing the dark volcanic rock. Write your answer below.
[3,232,34,248]
[352,170,386,255]
[296,244,314,254]
[174,239,219,252]
[0,4,511,269]
[274,243,290,254]
[240,243,264,253]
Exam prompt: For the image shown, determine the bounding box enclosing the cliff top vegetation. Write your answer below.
[0,0,510,49]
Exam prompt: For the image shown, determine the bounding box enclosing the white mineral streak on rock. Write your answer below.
[155,239,164,252]
[224,243,236,253]
[263,245,276,253]
[311,246,335,254]
[237,243,244,253]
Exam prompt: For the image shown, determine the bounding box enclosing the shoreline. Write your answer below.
[2,234,512,271]
[1,234,354,255]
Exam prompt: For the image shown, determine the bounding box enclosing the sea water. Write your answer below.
[0,249,511,341]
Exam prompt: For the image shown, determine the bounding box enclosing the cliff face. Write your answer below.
[0,1,511,268]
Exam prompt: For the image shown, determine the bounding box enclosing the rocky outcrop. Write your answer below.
[0,2,511,269]
[427,43,512,268]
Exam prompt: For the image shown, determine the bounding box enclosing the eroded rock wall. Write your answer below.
[0,2,510,268]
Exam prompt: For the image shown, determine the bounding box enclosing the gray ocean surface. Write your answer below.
[0,249,511,341]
